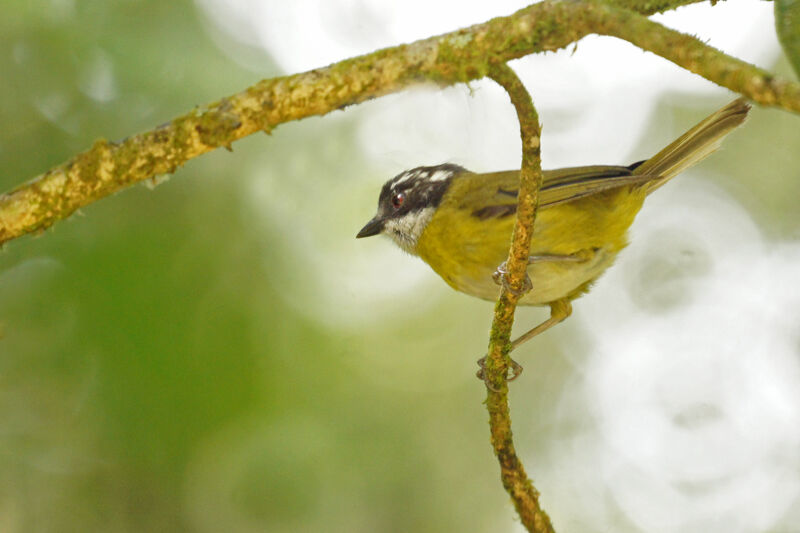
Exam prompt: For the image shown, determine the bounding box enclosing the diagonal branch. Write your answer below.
[483,63,551,533]
[2,0,799,246]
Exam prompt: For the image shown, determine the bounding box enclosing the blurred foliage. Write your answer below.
[775,0,800,79]
[0,1,511,532]
[1,1,799,532]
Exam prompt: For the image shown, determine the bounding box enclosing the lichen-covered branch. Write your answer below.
[483,64,551,533]
[605,0,705,12]
[2,0,799,246]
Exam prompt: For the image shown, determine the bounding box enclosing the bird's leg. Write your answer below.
[484,253,579,388]
[510,298,572,351]
[477,296,572,388]
[481,258,532,389]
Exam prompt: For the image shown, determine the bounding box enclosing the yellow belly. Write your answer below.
[415,187,645,306]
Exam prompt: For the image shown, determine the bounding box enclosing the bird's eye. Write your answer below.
[391,192,405,209]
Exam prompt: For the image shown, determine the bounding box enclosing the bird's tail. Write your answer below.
[633,98,751,193]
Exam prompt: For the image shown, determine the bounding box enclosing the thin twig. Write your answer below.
[484,63,551,533]
[2,0,799,245]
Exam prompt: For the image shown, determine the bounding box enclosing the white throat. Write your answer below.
[383,207,435,255]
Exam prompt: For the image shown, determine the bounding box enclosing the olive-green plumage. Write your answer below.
[416,167,646,304]
[359,97,750,314]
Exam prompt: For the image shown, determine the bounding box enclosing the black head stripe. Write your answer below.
[379,163,466,215]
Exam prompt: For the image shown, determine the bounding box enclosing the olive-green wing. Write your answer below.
[458,165,659,220]
[452,99,750,221]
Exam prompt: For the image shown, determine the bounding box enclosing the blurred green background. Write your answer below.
[1,1,799,532]
[0,2,512,532]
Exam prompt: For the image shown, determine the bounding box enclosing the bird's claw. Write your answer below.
[476,356,524,391]
[492,261,532,296]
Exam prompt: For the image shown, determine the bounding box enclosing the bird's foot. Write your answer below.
[492,261,532,296]
[476,356,524,392]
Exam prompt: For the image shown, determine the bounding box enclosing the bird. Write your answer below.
[357,98,750,380]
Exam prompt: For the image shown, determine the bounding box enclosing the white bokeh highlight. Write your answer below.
[543,180,800,532]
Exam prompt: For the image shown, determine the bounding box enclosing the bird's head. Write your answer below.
[356,164,465,253]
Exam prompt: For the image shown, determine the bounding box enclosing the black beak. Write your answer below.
[356,217,384,238]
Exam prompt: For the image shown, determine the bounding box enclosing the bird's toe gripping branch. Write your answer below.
[493,260,533,296]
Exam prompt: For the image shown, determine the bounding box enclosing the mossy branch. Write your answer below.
[483,63,550,532]
[2,0,799,244]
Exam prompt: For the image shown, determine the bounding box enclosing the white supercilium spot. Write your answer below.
[392,170,418,186]
[428,169,454,182]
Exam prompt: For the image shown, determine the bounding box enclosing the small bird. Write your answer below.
[357,98,750,378]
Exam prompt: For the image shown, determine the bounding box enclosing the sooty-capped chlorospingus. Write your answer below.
[357,98,750,379]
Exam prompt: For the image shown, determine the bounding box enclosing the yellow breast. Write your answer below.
[415,184,646,306]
